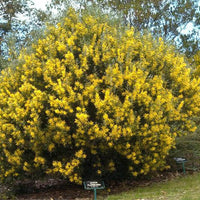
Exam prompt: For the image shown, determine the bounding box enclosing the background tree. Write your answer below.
[0,0,30,37]
[0,0,51,70]
[0,0,27,69]
[73,0,200,57]
[0,0,31,55]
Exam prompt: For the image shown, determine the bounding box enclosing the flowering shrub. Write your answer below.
[0,9,199,184]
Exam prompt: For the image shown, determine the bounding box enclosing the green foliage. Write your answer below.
[193,51,200,76]
[0,9,199,185]
[170,133,200,171]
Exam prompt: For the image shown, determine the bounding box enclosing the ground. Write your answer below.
[9,171,182,200]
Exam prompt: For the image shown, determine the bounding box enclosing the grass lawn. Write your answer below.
[105,172,200,200]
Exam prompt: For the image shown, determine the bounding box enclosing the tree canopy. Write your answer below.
[0,0,51,71]
[0,0,31,51]
[74,0,200,57]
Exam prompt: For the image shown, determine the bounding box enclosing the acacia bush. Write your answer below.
[0,9,199,184]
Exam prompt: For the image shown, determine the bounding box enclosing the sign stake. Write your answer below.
[83,181,105,200]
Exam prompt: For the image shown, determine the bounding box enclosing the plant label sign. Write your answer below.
[174,157,187,174]
[83,181,105,200]
[174,157,187,163]
[84,181,105,190]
